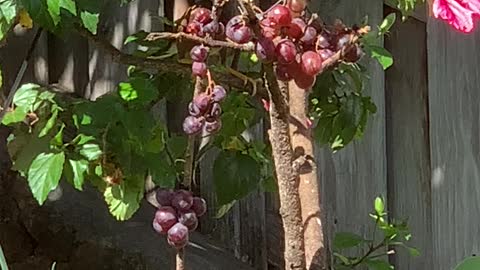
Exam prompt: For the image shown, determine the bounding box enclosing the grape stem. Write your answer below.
[176,248,185,270]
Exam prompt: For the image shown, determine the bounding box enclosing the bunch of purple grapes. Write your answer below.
[185,7,224,38]
[152,189,207,249]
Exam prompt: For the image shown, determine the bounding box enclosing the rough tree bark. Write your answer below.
[289,81,327,270]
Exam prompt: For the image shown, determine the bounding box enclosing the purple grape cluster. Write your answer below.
[185,7,224,38]
[183,85,226,136]
[152,189,207,249]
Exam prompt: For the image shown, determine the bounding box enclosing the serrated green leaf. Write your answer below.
[455,257,480,270]
[367,45,394,70]
[28,152,65,205]
[13,83,40,108]
[0,0,18,41]
[39,105,59,137]
[1,106,28,125]
[104,177,144,221]
[333,232,366,250]
[79,143,101,161]
[379,13,396,35]
[65,159,88,191]
[213,150,261,205]
[46,0,76,25]
[80,11,99,34]
[118,77,158,104]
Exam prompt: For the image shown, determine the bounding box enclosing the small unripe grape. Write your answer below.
[192,62,208,78]
[190,7,212,25]
[154,206,177,234]
[190,45,209,62]
[256,37,276,63]
[276,39,297,64]
[288,0,307,13]
[179,210,199,231]
[287,18,306,40]
[204,119,222,134]
[301,51,323,76]
[267,5,292,27]
[193,92,211,113]
[167,223,189,249]
[156,189,173,207]
[191,197,207,217]
[183,116,205,135]
[172,190,194,211]
[211,85,227,102]
[294,72,316,90]
[300,26,317,45]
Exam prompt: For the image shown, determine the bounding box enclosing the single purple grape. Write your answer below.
[344,44,364,62]
[190,45,209,62]
[192,62,208,78]
[211,85,227,102]
[152,219,166,234]
[154,206,177,234]
[193,92,212,113]
[183,116,205,135]
[276,39,297,64]
[300,26,317,45]
[203,20,219,34]
[172,190,194,211]
[255,37,276,63]
[318,49,335,60]
[204,119,222,134]
[317,33,331,49]
[179,210,199,231]
[226,16,252,44]
[191,197,207,217]
[188,102,202,117]
[156,189,173,207]
[336,34,350,51]
[167,223,189,249]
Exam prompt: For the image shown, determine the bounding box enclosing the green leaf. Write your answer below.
[215,201,236,218]
[213,150,261,205]
[39,105,59,137]
[104,177,144,221]
[333,232,366,250]
[28,152,65,205]
[0,244,9,270]
[13,83,40,108]
[455,257,480,270]
[118,77,158,105]
[46,0,77,25]
[367,45,394,70]
[379,13,396,35]
[0,0,17,42]
[365,259,393,270]
[79,143,102,161]
[1,106,28,125]
[80,11,99,34]
[65,159,88,191]
[374,196,385,215]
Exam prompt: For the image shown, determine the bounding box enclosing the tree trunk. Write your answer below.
[288,81,328,270]
[264,65,306,270]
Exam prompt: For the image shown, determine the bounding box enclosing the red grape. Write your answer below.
[172,190,194,211]
[211,85,227,102]
[193,92,211,113]
[204,119,222,134]
[167,223,189,249]
[179,210,199,231]
[261,25,278,40]
[188,102,202,117]
[190,45,209,62]
[191,197,207,217]
[203,20,219,34]
[288,0,307,13]
[294,72,316,90]
[318,49,335,60]
[256,37,276,63]
[276,39,297,64]
[186,22,203,36]
[154,206,177,234]
[301,51,323,76]
[275,64,294,81]
[300,26,317,45]
[317,33,331,49]
[192,62,208,78]
[156,189,173,207]
[183,116,205,135]
[287,18,306,40]
[152,219,166,234]
[190,7,212,25]
[344,44,363,62]
[226,16,252,44]
[267,5,292,27]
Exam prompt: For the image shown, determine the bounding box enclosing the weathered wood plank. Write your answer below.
[427,18,480,270]
[312,0,387,251]
[384,15,432,270]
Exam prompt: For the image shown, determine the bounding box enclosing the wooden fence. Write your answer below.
[1,0,480,269]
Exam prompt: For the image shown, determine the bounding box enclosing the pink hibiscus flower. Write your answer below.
[433,0,480,33]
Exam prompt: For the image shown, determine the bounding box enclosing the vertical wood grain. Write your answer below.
[384,15,432,270]
[427,18,480,270]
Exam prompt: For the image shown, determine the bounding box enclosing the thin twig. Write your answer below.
[0,28,43,123]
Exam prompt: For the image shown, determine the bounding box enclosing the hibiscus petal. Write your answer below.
[433,0,479,33]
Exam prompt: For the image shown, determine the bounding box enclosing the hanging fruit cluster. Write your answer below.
[152,189,207,249]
